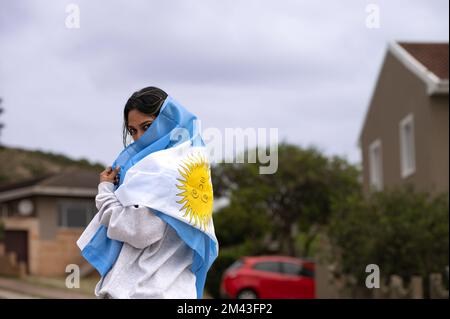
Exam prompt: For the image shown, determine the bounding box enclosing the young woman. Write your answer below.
[93,87,197,298]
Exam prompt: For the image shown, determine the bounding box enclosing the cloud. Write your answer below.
[0,0,448,167]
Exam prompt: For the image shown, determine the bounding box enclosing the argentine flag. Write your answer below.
[77,96,219,299]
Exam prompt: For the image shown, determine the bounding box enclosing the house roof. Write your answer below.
[0,168,99,202]
[398,42,449,80]
[389,41,449,95]
[358,41,449,147]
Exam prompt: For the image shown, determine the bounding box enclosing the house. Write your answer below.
[359,42,449,195]
[0,168,99,276]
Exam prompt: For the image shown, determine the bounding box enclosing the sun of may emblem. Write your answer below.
[175,153,213,230]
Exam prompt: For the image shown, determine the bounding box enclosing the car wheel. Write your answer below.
[237,289,257,299]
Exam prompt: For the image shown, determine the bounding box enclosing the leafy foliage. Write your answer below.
[328,187,449,282]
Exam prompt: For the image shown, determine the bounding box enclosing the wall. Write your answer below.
[360,50,448,195]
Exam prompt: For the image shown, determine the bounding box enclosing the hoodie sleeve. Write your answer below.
[95,181,167,249]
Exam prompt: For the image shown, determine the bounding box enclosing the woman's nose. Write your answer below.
[134,130,144,141]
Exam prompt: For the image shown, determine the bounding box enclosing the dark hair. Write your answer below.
[122,86,168,146]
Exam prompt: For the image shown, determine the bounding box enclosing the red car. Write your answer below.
[220,255,315,299]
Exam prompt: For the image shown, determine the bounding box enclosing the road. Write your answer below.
[0,277,93,299]
[0,287,39,299]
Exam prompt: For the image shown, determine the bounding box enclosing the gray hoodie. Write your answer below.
[88,181,196,299]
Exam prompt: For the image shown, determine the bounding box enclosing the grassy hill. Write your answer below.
[0,145,105,186]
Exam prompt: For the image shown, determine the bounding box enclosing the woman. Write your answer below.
[93,87,198,299]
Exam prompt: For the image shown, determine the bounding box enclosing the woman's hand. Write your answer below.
[100,166,120,185]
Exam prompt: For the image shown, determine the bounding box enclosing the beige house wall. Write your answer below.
[1,195,92,276]
[361,50,449,195]
[428,95,449,193]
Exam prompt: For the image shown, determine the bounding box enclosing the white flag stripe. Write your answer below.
[114,140,217,241]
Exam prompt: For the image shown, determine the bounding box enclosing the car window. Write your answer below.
[281,262,315,278]
[252,261,282,274]
[227,259,244,271]
[281,262,302,276]
[299,266,315,278]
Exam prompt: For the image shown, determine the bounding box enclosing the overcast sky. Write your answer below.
[0,0,448,167]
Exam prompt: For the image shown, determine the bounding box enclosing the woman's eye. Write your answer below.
[143,124,150,130]
[129,129,136,135]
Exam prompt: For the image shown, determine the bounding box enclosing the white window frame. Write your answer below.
[369,139,383,191]
[399,114,416,178]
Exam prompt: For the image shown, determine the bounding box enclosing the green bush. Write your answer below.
[328,187,449,286]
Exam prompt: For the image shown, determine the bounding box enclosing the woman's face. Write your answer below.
[127,109,156,142]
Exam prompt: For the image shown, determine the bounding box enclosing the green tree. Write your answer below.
[212,143,360,257]
[328,186,449,289]
[206,143,360,298]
